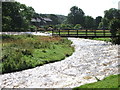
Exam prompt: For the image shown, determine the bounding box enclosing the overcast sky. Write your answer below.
[16,0,119,18]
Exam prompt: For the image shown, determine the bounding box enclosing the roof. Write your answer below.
[43,18,52,22]
[31,18,41,22]
[31,17,52,23]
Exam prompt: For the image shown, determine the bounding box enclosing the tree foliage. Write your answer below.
[109,19,120,35]
[95,16,102,29]
[99,8,120,30]
[67,6,85,26]
[104,8,120,20]
[103,8,120,44]
[109,18,120,44]
[101,18,109,29]
[49,14,59,25]
[84,16,94,29]
[2,2,35,32]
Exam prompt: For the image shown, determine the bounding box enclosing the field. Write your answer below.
[1,34,74,74]
[74,74,120,89]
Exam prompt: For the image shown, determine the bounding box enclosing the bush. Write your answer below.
[109,19,120,44]
[60,24,73,30]
[30,25,37,32]
[74,24,82,29]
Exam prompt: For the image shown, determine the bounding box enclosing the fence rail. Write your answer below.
[52,29,118,38]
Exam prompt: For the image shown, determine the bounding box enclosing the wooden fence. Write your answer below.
[52,29,118,38]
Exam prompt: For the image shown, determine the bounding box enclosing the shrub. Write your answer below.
[109,19,120,44]
[74,24,82,29]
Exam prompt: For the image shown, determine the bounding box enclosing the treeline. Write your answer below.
[2,2,35,31]
[2,2,67,32]
[2,2,120,44]
[64,6,120,30]
[2,2,120,31]
[44,6,120,31]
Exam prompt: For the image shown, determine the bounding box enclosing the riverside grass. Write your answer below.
[74,74,120,89]
[91,38,111,42]
[1,34,74,74]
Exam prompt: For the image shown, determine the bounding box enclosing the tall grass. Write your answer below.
[1,34,74,74]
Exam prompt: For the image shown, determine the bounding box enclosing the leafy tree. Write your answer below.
[109,19,120,44]
[98,22,103,29]
[104,8,120,20]
[98,18,109,29]
[67,6,85,26]
[101,18,109,29]
[2,2,35,32]
[84,16,94,29]
[99,8,120,30]
[49,14,59,25]
[95,16,102,29]
[109,19,120,36]
[2,2,22,31]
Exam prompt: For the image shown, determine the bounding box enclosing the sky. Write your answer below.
[16,0,120,18]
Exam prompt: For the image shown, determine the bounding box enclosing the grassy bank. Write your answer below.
[91,38,111,42]
[74,74,120,89]
[1,34,74,74]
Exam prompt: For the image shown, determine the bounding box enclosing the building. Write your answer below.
[31,17,52,27]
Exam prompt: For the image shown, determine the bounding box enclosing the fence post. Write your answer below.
[59,29,60,36]
[94,30,96,36]
[103,30,105,36]
[77,29,78,36]
[68,29,69,36]
[86,29,87,36]
[52,29,54,36]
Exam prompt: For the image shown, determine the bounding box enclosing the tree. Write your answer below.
[2,2,35,32]
[98,18,109,29]
[20,4,35,21]
[84,16,94,29]
[109,19,120,36]
[49,14,59,25]
[98,8,120,30]
[2,2,22,31]
[104,8,120,20]
[109,19,120,44]
[98,22,103,29]
[95,16,102,29]
[67,6,85,26]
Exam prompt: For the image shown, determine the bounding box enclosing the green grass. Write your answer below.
[1,34,74,74]
[91,38,112,42]
[73,74,120,89]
